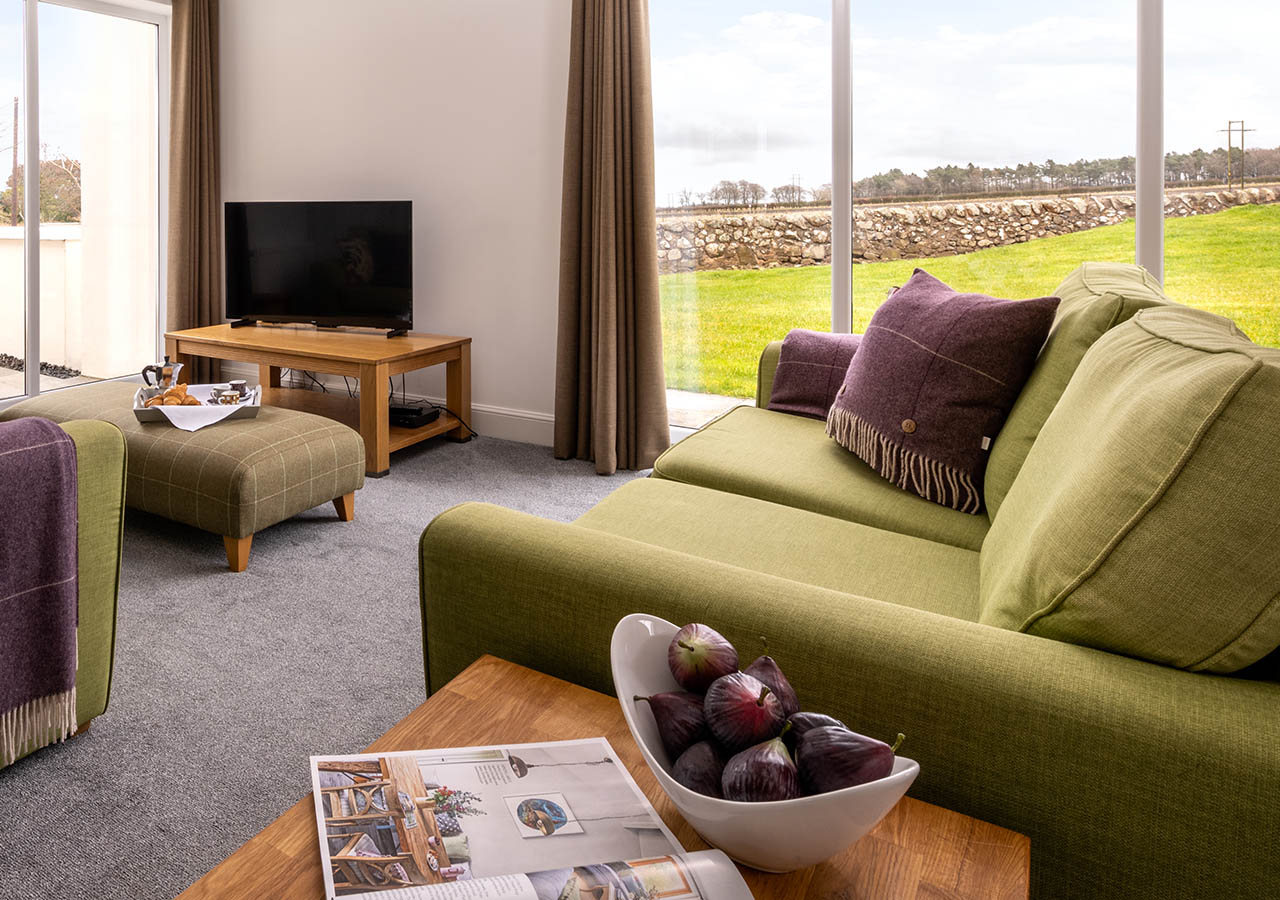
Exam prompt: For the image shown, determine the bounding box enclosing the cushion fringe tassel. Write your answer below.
[826,406,981,514]
[0,688,77,767]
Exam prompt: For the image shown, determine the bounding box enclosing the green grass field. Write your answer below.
[661,203,1280,398]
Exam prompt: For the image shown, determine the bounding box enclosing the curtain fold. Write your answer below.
[167,0,222,383]
[555,0,669,475]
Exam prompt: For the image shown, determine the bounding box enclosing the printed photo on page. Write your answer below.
[309,738,693,899]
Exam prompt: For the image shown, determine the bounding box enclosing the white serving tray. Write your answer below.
[133,384,262,424]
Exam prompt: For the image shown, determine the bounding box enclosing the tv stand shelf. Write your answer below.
[164,324,471,477]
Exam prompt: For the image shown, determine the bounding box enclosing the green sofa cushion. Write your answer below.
[652,405,989,551]
[980,307,1280,672]
[984,263,1170,518]
[578,478,980,619]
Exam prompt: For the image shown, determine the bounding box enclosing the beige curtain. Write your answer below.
[555,0,669,475]
[167,0,222,383]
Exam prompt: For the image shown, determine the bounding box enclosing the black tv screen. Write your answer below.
[225,200,413,330]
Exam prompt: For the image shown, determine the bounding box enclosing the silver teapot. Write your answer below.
[141,355,184,389]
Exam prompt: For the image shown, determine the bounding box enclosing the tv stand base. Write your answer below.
[228,318,257,328]
[164,324,472,476]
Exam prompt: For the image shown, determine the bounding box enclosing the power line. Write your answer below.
[1217,120,1256,189]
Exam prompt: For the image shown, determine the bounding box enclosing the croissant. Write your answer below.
[181,395,201,406]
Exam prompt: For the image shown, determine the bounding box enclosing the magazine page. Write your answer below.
[332,849,752,900]
[311,738,696,900]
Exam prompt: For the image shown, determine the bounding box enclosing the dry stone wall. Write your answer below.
[656,185,1280,273]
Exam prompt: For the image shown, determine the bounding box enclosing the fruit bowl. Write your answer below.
[610,613,919,873]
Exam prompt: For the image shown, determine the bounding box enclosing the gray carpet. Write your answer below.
[0,436,641,900]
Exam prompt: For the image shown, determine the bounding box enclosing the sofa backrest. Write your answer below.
[979,307,1280,673]
[984,263,1170,519]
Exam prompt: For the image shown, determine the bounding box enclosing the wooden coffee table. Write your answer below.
[176,657,1029,899]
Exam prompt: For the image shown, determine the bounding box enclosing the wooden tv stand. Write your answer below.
[164,324,472,477]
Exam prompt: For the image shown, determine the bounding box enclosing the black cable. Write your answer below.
[424,404,481,440]
[350,375,478,438]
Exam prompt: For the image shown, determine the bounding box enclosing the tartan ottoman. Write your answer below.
[0,381,365,571]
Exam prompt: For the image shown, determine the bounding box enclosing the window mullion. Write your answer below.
[22,0,39,398]
[831,0,852,332]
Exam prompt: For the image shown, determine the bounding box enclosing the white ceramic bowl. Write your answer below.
[610,612,919,873]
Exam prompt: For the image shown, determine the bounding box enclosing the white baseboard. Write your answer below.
[221,361,554,446]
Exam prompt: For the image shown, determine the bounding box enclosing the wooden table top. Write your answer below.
[165,323,470,365]
[175,657,1029,900]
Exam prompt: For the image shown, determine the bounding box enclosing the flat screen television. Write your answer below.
[225,200,413,331]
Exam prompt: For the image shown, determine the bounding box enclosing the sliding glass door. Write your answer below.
[0,0,165,405]
[651,1,832,428]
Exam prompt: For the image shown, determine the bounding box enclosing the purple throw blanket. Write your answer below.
[767,329,863,420]
[0,417,78,766]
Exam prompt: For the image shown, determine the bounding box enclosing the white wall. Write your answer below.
[219,0,572,444]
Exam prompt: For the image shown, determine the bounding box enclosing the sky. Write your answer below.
[651,0,1280,204]
[0,2,156,163]
[2,2,1276,203]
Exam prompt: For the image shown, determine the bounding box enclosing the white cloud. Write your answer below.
[652,11,830,204]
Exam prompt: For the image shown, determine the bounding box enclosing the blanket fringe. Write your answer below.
[1,687,77,768]
[826,406,982,514]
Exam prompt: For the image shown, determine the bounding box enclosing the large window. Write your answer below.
[849,1,1135,321]
[0,0,165,405]
[652,0,1277,428]
[651,1,831,428]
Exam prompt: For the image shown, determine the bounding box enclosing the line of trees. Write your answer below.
[667,144,1280,209]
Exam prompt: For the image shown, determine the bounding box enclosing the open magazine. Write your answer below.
[310,737,752,900]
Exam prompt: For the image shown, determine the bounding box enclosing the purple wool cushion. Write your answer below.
[768,329,862,420]
[826,269,1058,513]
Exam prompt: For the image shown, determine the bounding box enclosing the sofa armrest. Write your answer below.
[59,420,126,724]
[755,340,783,408]
[419,501,1280,899]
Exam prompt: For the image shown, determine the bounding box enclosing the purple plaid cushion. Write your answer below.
[768,329,862,420]
[826,269,1058,513]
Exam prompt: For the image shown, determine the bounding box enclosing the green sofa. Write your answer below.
[5,418,126,765]
[418,263,1280,899]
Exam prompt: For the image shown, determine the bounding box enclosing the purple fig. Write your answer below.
[783,711,848,751]
[672,740,726,799]
[634,691,710,760]
[722,731,799,802]
[743,655,800,717]
[703,671,785,752]
[796,726,904,794]
[668,623,739,692]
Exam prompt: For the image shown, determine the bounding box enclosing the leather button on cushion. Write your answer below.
[902,419,917,434]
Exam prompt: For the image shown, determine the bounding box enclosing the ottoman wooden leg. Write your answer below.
[333,492,355,521]
[224,535,252,572]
